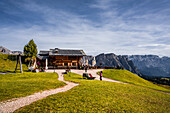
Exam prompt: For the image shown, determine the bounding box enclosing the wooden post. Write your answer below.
[15,55,19,72]
[15,54,23,73]
[45,58,48,69]
[19,55,23,73]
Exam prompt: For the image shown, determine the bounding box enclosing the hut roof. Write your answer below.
[39,48,86,56]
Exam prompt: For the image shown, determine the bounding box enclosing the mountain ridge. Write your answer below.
[83,53,170,77]
[82,53,142,76]
[0,46,23,55]
[128,55,170,77]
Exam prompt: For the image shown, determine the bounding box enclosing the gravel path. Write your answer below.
[0,70,79,113]
[71,69,126,84]
[1,69,168,112]
[72,69,170,95]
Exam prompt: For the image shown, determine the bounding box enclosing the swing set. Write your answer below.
[15,54,23,73]
[0,54,23,73]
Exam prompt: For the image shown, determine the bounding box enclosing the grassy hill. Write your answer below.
[99,69,170,93]
[0,72,66,101]
[15,73,170,112]
[0,54,28,72]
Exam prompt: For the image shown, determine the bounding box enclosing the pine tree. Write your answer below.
[24,39,38,70]
[24,39,37,57]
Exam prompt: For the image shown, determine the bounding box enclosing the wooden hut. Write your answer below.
[38,48,86,69]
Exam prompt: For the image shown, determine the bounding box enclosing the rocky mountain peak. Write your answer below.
[0,46,23,55]
[128,55,170,77]
[82,53,142,76]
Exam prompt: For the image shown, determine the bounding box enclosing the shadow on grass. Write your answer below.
[0,71,16,74]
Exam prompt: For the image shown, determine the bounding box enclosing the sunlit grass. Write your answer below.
[15,73,170,113]
[99,69,170,92]
[0,72,66,101]
[0,54,28,72]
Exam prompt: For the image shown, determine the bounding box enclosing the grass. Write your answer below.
[15,73,170,113]
[98,69,170,93]
[0,72,66,101]
[0,54,28,72]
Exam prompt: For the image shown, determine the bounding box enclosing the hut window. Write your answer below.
[64,63,68,66]
[72,63,76,66]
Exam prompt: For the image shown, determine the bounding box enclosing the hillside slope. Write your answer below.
[0,54,27,72]
[101,69,170,93]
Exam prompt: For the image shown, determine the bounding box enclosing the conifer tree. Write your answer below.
[23,39,37,69]
[24,39,37,57]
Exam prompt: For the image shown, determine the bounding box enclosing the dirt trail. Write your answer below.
[0,70,78,113]
[0,69,169,112]
[71,69,126,84]
[71,69,169,94]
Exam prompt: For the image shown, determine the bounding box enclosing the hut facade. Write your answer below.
[38,48,86,69]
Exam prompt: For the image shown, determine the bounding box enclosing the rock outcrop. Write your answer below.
[0,46,11,54]
[82,53,142,76]
[0,46,23,55]
[128,55,170,77]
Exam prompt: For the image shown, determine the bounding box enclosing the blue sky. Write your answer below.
[0,0,170,56]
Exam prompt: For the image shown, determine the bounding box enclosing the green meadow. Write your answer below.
[99,69,170,93]
[0,72,66,101]
[0,54,28,72]
[15,73,170,113]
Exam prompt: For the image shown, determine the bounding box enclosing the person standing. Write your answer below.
[100,71,103,81]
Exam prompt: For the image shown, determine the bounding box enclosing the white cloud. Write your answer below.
[89,0,113,10]
[0,0,170,56]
